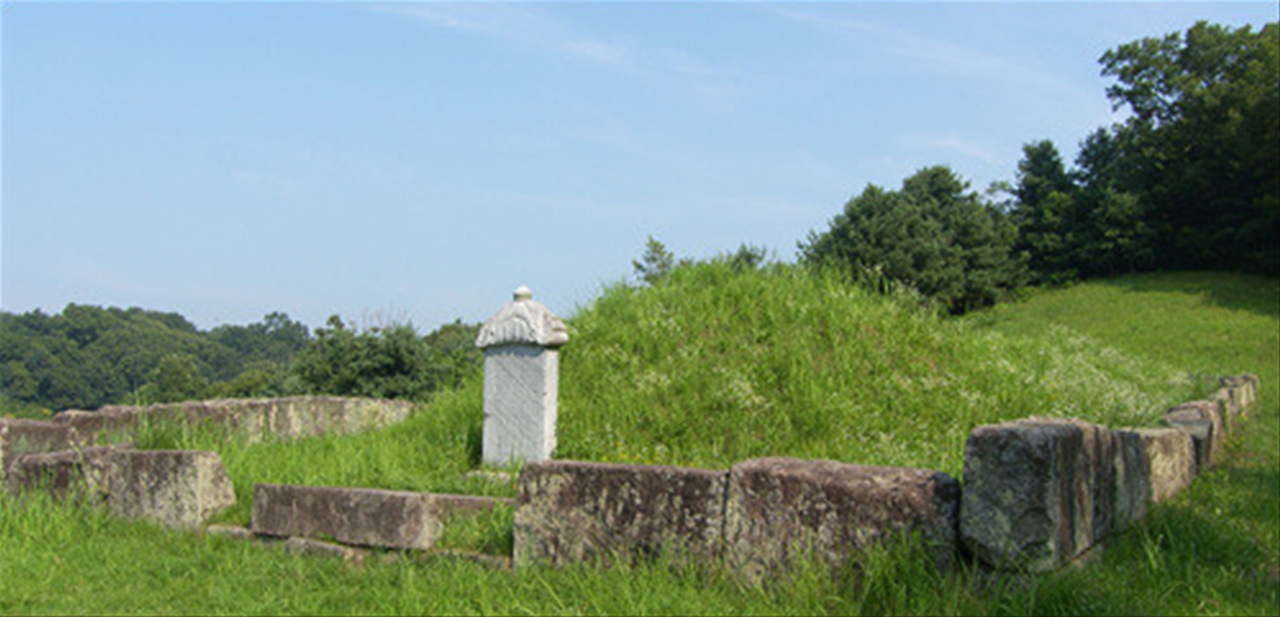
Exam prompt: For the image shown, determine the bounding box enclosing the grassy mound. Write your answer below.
[536,261,1184,473]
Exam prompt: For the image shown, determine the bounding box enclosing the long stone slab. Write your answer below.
[724,457,960,582]
[50,397,413,445]
[252,484,505,550]
[513,460,728,567]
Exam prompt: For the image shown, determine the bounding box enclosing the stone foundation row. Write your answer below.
[1,375,1260,577]
[0,396,412,482]
[514,374,1258,575]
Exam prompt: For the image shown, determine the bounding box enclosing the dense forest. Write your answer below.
[2,20,1275,417]
[0,306,480,417]
[803,21,1278,310]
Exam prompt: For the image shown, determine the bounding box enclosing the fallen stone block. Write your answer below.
[103,449,237,529]
[513,460,728,567]
[724,457,960,582]
[284,536,369,563]
[252,484,505,550]
[0,418,84,483]
[960,417,1116,572]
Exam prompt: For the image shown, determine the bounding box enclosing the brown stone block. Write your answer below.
[513,460,728,567]
[724,457,959,582]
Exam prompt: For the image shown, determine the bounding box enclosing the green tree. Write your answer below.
[137,353,208,404]
[1100,20,1279,274]
[801,166,1027,313]
[632,236,676,286]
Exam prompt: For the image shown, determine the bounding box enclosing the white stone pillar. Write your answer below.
[475,286,568,467]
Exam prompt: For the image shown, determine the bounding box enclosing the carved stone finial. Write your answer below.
[475,286,569,349]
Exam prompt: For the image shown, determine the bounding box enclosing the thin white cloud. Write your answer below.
[371,3,634,68]
[769,5,1096,106]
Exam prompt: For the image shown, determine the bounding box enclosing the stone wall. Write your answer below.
[513,374,1259,577]
[1,376,1261,578]
[1,396,412,482]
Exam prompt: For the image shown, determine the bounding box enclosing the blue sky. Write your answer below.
[3,2,1276,333]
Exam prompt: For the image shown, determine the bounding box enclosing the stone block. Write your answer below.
[252,484,505,550]
[724,457,959,582]
[959,417,1117,572]
[5,445,120,502]
[1165,404,1218,470]
[1110,428,1149,533]
[513,460,728,567]
[103,449,236,528]
[1,418,83,482]
[1119,427,1195,503]
[1219,374,1258,412]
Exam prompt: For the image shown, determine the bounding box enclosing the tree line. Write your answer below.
[802,20,1277,312]
[0,305,480,417]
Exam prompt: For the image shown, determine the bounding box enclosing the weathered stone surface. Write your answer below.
[5,445,120,501]
[477,287,566,467]
[49,396,412,445]
[475,286,569,349]
[252,484,506,550]
[1117,427,1195,503]
[284,536,369,563]
[481,346,559,465]
[513,460,728,567]
[1165,404,1218,470]
[205,524,255,541]
[724,457,959,582]
[1110,428,1149,533]
[1,418,84,482]
[1219,374,1258,413]
[103,449,236,528]
[960,417,1117,572]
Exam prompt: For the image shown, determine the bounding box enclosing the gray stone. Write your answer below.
[476,287,567,466]
[1118,427,1195,503]
[103,449,236,529]
[5,445,120,502]
[1219,374,1258,412]
[284,536,370,563]
[251,484,506,550]
[1110,428,1149,533]
[1165,405,1217,470]
[513,460,728,568]
[7,447,235,529]
[49,396,413,446]
[959,417,1114,572]
[0,418,84,482]
[205,524,255,541]
[724,457,959,582]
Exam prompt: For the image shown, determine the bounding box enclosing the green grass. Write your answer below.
[2,266,1276,615]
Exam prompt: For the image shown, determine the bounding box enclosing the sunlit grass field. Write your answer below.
[2,267,1276,615]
